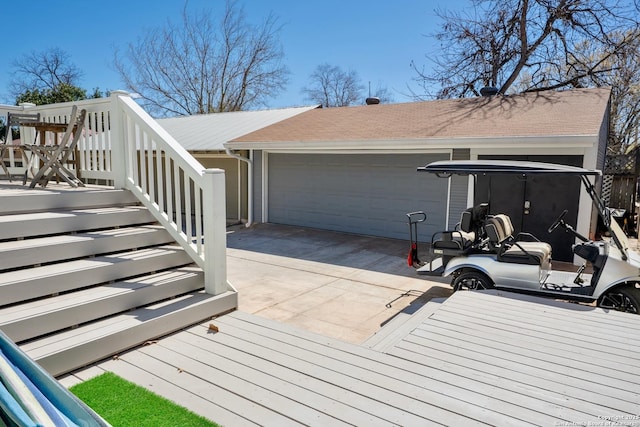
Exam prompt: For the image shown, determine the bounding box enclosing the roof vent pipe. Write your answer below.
[365,97,380,105]
[480,86,499,97]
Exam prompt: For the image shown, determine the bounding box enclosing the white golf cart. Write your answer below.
[407,160,640,313]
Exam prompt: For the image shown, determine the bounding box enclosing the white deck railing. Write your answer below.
[3,93,229,295]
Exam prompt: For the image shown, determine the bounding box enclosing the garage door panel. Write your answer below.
[268,153,449,240]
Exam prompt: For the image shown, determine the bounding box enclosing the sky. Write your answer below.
[2,0,466,109]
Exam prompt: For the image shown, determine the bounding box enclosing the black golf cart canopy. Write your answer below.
[417,160,602,177]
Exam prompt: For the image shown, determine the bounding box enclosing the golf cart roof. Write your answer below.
[418,160,602,176]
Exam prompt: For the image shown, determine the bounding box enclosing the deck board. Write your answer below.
[395,331,640,407]
[449,290,640,335]
[99,354,262,427]
[182,322,460,426]
[165,331,389,426]
[391,341,638,417]
[413,305,640,387]
[64,290,640,426]
[459,290,640,330]
[421,305,640,369]
[409,320,640,394]
[140,337,357,427]
[217,312,602,425]
[214,316,506,425]
[389,292,640,417]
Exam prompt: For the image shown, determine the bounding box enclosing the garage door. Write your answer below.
[477,154,583,262]
[268,153,449,240]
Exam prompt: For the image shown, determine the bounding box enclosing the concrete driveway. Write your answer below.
[226,223,452,344]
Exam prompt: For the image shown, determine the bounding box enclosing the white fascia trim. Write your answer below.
[190,152,231,159]
[262,148,451,155]
[225,135,598,151]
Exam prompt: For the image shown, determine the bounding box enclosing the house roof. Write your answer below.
[157,105,319,151]
[226,88,611,149]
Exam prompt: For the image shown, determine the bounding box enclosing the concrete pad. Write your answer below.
[226,223,452,344]
[279,312,373,343]
[267,284,348,314]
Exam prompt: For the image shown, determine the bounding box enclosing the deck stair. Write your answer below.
[0,186,236,377]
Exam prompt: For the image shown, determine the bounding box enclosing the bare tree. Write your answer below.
[114,0,289,117]
[599,30,640,154]
[414,0,640,99]
[10,48,83,99]
[302,64,366,107]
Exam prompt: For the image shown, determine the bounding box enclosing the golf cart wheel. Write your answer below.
[597,284,640,314]
[452,270,494,292]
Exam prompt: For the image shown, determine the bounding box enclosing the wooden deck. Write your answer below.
[61,290,640,426]
[0,180,121,213]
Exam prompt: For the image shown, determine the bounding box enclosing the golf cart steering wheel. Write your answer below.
[548,209,568,233]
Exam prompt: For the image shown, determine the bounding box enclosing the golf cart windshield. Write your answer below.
[418,160,629,259]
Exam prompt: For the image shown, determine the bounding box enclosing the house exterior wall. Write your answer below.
[249,135,605,249]
[230,89,610,258]
[192,152,248,222]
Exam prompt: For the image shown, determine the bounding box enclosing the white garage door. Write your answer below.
[268,153,449,240]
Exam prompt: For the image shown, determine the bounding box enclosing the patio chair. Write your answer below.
[27,106,86,188]
[1,112,40,181]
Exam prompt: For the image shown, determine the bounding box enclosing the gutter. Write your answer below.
[225,147,253,227]
[226,135,598,151]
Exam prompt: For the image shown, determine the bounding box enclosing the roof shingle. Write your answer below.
[229,88,610,144]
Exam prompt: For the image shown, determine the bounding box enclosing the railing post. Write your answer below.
[18,103,36,145]
[202,168,228,295]
[109,91,130,189]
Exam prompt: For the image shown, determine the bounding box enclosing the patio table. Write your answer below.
[24,122,76,145]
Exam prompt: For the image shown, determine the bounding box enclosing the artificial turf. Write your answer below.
[69,372,219,427]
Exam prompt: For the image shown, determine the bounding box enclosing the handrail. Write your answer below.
[112,93,229,294]
[11,94,230,295]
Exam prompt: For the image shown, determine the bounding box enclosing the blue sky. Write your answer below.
[2,0,465,108]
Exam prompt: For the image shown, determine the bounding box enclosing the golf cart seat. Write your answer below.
[431,203,488,255]
[485,214,552,266]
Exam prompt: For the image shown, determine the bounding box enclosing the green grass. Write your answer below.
[69,372,220,427]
